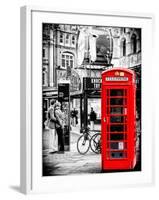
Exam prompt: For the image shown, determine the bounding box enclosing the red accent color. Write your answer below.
[101,68,136,170]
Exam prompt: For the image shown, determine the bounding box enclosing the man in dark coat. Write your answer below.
[89,107,97,130]
[54,102,65,153]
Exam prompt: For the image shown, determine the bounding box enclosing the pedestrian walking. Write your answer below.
[71,108,78,127]
[47,99,58,153]
[89,107,97,130]
[54,102,65,153]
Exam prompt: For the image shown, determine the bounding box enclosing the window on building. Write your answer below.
[72,35,75,45]
[131,34,137,54]
[43,48,45,58]
[121,38,126,57]
[42,70,48,86]
[60,32,64,43]
[65,34,70,44]
[61,53,74,69]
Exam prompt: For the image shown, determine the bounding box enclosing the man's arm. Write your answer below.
[55,110,63,127]
[49,108,56,122]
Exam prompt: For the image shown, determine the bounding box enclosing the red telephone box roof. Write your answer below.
[102,67,134,76]
[102,67,135,85]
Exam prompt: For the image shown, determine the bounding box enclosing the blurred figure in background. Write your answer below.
[71,108,78,127]
[89,107,97,130]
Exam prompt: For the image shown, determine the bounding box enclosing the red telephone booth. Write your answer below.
[101,68,136,170]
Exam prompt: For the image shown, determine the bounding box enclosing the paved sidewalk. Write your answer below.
[42,128,101,176]
[43,150,101,176]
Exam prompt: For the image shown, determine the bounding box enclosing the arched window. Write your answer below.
[121,38,126,57]
[61,52,74,69]
[131,34,137,54]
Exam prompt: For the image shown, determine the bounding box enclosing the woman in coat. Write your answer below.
[47,99,58,153]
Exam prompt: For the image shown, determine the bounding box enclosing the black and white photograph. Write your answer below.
[42,24,141,176]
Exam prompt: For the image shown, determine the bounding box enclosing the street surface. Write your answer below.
[43,125,101,176]
[42,123,141,176]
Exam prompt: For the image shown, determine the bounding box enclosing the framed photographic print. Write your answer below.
[20,6,154,194]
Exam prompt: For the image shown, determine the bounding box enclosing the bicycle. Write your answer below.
[90,132,101,154]
[77,127,101,155]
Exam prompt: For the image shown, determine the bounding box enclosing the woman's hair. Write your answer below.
[54,101,61,108]
[50,99,56,106]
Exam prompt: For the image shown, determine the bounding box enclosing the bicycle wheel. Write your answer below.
[77,135,90,155]
[90,133,101,154]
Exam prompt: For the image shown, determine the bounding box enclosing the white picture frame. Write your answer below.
[20,6,154,194]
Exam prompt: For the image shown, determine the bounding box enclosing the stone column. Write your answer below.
[49,29,54,87]
[112,37,120,67]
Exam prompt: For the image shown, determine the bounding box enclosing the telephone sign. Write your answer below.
[105,77,128,81]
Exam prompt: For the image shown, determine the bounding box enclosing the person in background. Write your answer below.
[71,108,78,127]
[47,99,58,153]
[89,107,97,130]
[54,102,65,153]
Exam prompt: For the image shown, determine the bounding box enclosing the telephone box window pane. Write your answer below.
[110,125,124,132]
[110,142,124,150]
[110,133,124,140]
[110,142,119,149]
[110,98,123,105]
[110,107,123,114]
[110,152,125,158]
[110,116,124,123]
[110,89,124,96]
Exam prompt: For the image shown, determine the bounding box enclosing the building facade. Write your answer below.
[42,24,141,130]
[42,24,78,123]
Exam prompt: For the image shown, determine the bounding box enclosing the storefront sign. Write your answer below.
[83,77,101,90]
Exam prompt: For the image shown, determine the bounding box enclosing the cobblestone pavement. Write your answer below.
[43,128,101,176]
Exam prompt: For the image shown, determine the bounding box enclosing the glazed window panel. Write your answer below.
[110,142,125,150]
[61,53,74,69]
[60,33,64,43]
[110,151,127,159]
[110,124,124,132]
[110,98,124,105]
[110,107,124,114]
[110,133,124,140]
[72,35,75,45]
[110,89,124,96]
[110,116,124,123]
